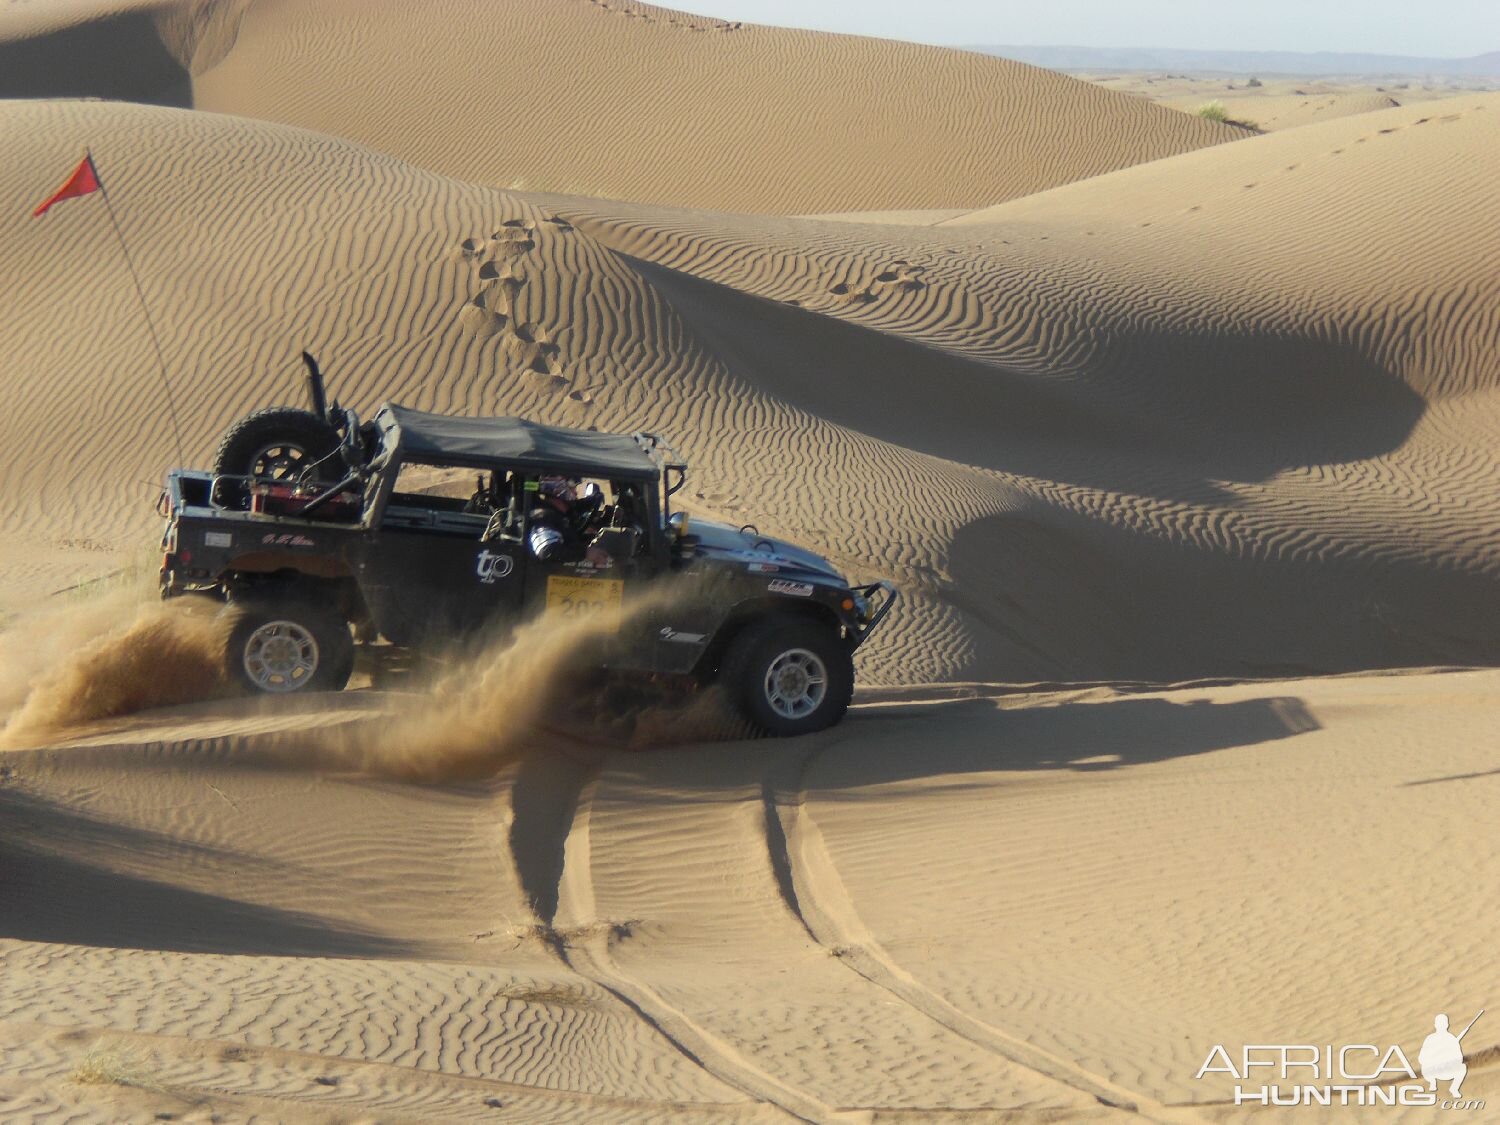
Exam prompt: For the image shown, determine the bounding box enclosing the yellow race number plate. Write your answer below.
[545,575,624,621]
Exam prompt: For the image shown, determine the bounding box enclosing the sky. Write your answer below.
[670,1,1500,58]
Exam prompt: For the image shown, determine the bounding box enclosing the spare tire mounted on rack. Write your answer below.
[210,407,340,507]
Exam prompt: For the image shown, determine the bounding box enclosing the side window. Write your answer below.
[382,462,513,538]
[479,470,523,543]
[520,476,645,562]
[593,480,647,561]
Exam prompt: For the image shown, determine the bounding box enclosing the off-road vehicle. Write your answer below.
[157,354,896,735]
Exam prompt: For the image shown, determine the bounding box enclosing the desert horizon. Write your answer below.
[1,1,1497,1121]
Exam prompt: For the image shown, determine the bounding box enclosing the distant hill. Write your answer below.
[971,45,1500,78]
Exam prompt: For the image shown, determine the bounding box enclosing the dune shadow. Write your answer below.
[508,749,601,924]
[0,12,190,106]
[620,253,1425,496]
[0,785,412,958]
[607,692,1320,805]
[944,510,1500,684]
[1402,765,1500,788]
[807,694,1319,797]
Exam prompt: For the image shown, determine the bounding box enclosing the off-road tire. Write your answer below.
[211,408,340,507]
[719,617,853,736]
[227,599,354,695]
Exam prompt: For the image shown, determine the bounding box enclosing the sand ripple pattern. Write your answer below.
[3,97,1500,686]
[185,0,1237,215]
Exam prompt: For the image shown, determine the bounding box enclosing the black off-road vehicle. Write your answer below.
[158,355,896,735]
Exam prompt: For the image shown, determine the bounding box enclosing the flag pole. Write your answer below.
[89,149,187,466]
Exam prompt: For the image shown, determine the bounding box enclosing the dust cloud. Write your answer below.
[0,591,232,748]
[1,578,745,769]
[321,593,747,782]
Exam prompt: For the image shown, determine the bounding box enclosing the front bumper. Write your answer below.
[849,580,898,649]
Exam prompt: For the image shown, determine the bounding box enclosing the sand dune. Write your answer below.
[2,2,1499,1120]
[0,0,1240,213]
[4,95,1499,685]
[4,668,1497,1118]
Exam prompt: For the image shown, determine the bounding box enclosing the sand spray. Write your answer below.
[318,583,746,781]
[2,575,744,768]
[0,584,233,749]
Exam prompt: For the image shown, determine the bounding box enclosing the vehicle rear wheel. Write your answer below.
[227,600,354,695]
[719,618,853,736]
[211,407,340,507]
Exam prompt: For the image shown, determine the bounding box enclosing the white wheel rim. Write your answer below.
[243,620,320,692]
[763,647,828,720]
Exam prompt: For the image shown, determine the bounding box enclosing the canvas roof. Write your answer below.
[376,403,661,479]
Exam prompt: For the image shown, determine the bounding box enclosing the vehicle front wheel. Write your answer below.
[227,600,354,695]
[719,618,853,736]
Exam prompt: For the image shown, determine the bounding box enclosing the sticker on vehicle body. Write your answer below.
[546,575,623,620]
[476,549,514,583]
[261,532,315,548]
[746,562,779,573]
[767,579,813,597]
[659,627,706,644]
[204,531,233,548]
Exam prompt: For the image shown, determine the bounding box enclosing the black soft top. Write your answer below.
[375,403,662,480]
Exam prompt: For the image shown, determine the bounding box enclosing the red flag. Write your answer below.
[32,154,101,218]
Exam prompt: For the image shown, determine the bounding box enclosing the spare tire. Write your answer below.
[211,407,340,507]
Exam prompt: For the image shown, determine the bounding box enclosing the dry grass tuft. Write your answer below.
[70,1043,165,1092]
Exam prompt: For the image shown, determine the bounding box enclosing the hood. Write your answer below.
[686,518,845,582]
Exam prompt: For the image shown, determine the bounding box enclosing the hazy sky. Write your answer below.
[671,1,1500,58]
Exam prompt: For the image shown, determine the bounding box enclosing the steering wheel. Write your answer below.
[571,491,605,532]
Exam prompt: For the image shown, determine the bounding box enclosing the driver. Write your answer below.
[528,476,609,565]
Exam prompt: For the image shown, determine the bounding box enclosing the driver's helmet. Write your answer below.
[538,475,577,503]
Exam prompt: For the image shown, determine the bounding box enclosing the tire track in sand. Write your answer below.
[762,733,1210,1125]
[510,756,853,1123]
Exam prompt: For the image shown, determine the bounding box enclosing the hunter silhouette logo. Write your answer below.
[1421,1011,1483,1099]
[1196,1008,1486,1109]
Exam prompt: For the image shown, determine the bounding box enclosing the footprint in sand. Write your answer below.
[478,259,527,293]
[542,215,574,232]
[828,281,878,305]
[472,262,527,323]
[566,382,605,408]
[489,226,536,257]
[454,236,488,262]
[458,296,507,339]
[507,321,564,378]
[872,262,927,292]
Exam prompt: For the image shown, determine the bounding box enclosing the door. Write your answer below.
[357,502,525,647]
[519,477,662,668]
